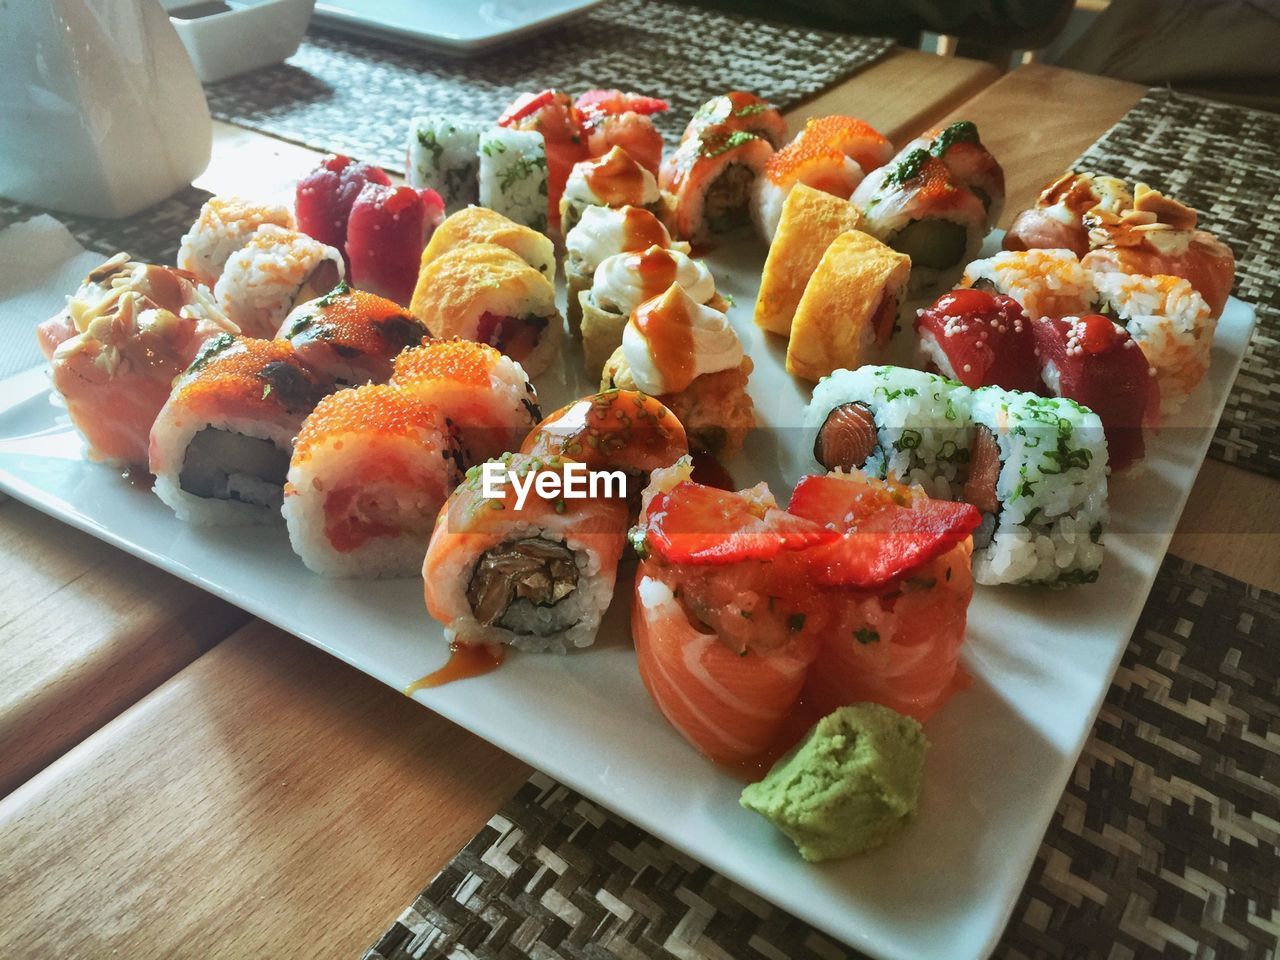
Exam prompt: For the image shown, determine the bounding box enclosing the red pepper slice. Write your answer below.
[498,90,556,127]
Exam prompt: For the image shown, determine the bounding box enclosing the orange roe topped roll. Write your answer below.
[391,338,541,466]
[284,383,464,577]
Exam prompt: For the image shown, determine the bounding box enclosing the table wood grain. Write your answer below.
[0,621,531,959]
[0,498,249,797]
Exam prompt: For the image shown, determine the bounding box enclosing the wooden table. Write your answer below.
[1,59,1276,958]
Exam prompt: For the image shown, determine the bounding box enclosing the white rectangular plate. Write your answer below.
[312,0,605,53]
[0,236,1254,960]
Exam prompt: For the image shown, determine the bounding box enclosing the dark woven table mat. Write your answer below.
[366,555,1279,960]
[201,0,893,171]
[1074,88,1280,481]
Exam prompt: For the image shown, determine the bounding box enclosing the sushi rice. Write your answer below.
[478,127,550,234]
[407,116,484,212]
[214,224,345,338]
[961,249,1094,321]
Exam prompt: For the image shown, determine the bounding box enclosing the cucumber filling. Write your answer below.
[892,220,967,270]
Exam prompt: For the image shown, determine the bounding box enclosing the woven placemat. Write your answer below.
[1073,88,1280,481]
[366,555,1279,960]
[202,0,893,171]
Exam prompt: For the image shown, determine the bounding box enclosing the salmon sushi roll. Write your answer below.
[964,388,1109,586]
[786,471,980,722]
[805,366,973,501]
[660,127,774,245]
[409,243,562,378]
[150,337,332,525]
[1004,171,1133,257]
[961,248,1095,321]
[681,91,787,148]
[45,255,238,467]
[902,121,1005,229]
[914,288,1042,393]
[423,453,629,652]
[391,339,540,466]
[575,90,668,176]
[630,460,835,764]
[750,137,865,243]
[278,282,429,386]
[214,224,345,338]
[177,195,295,287]
[851,149,988,290]
[1032,315,1159,472]
[1082,185,1235,317]
[1092,272,1215,413]
[801,114,894,175]
[283,384,464,577]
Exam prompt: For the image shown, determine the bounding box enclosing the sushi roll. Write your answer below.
[681,91,788,148]
[177,196,295,287]
[601,284,754,457]
[214,224,345,338]
[1004,170,1133,257]
[1092,272,1215,413]
[753,184,865,337]
[521,389,688,515]
[1032,315,1160,472]
[629,462,831,764]
[963,388,1109,587]
[564,205,686,337]
[294,154,392,265]
[495,90,588,236]
[804,366,972,501]
[391,339,541,466]
[408,243,562,378]
[786,471,980,721]
[282,384,464,578]
[420,206,555,282]
[901,121,1005,229]
[150,337,332,525]
[851,148,988,290]
[277,282,429,386]
[785,230,911,382]
[914,288,1042,393]
[478,126,551,234]
[749,115,891,243]
[406,116,485,211]
[960,248,1095,321]
[579,244,723,379]
[345,183,444,307]
[422,452,630,653]
[660,126,773,245]
[559,146,662,237]
[43,255,238,467]
[575,90,668,176]
[1082,185,1235,317]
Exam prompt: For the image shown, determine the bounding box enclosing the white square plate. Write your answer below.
[0,235,1254,960]
[312,0,606,53]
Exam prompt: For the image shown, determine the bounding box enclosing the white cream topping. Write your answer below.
[563,151,659,207]
[565,206,684,274]
[621,284,743,395]
[591,245,715,316]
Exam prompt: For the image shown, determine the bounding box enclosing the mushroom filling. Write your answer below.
[179,428,290,506]
[466,537,580,634]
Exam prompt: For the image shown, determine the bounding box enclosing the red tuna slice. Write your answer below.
[787,473,982,589]
[295,155,391,267]
[1031,314,1160,472]
[642,481,836,566]
[915,288,1042,393]
[346,184,439,307]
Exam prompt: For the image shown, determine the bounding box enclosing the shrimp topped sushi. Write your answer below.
[42,254,238,467]
[409,242,562,378]
[575,89,668,176]
[150,337,332,525]
[278,282,429,386]
[423,453,630,653]
[391,339,540,465]
[283,384,464,578]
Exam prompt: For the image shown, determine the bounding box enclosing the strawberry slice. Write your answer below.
[788,474,981,588]
[642,481,836,565]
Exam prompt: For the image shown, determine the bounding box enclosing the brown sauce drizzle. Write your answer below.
[404,642,506,695]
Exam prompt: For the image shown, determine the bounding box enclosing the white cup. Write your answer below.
[0,0,212,219]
